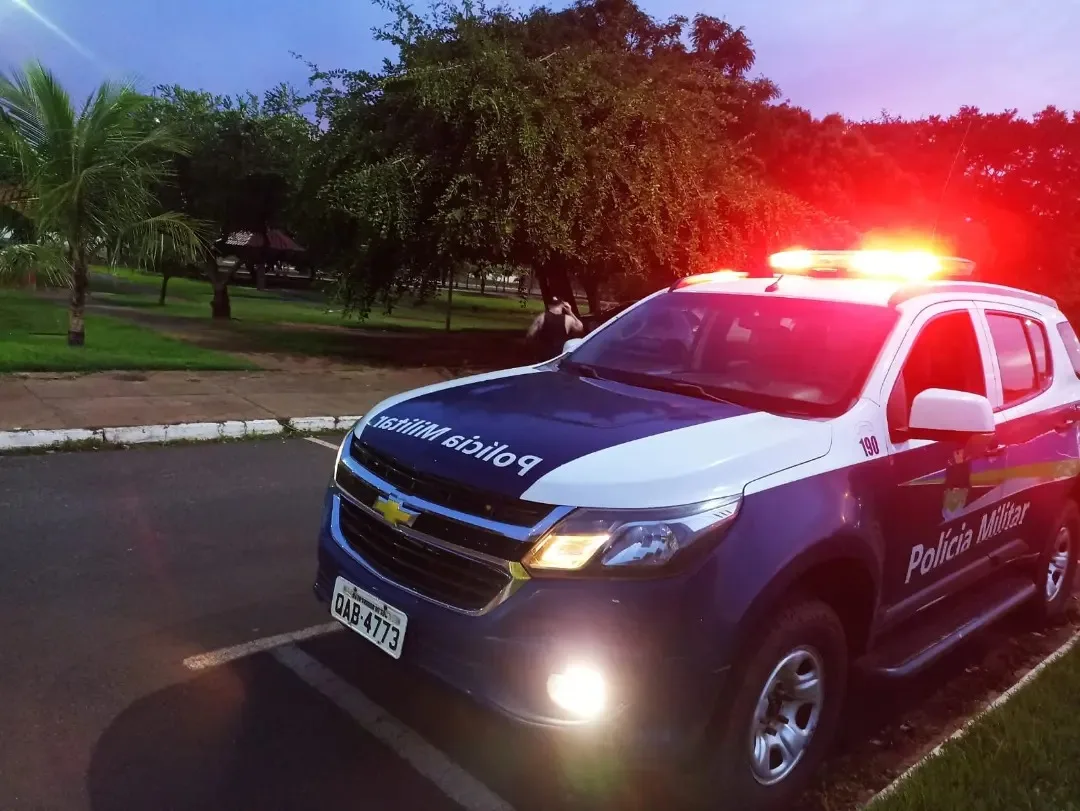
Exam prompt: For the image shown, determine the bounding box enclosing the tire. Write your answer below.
[681,599,848,811]
[1030,499,1079,624]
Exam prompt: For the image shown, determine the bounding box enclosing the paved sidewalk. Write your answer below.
[0,368,454,430]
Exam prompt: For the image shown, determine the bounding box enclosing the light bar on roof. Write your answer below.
[768,249,975,280]
[670,269,749,291]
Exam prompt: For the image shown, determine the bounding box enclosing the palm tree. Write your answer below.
[0,61,208,345]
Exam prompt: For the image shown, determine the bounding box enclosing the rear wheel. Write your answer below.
[683,599,848,811]
[1030,500,1079,623]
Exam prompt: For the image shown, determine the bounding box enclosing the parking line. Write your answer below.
[274,644,516,811]
[305,436,339,451]
[183,622,343,670]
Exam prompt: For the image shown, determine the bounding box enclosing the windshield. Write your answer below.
[563,291,899,417]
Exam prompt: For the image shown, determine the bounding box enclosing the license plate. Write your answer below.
[330,577,408,659]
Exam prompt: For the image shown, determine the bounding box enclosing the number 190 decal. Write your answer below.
[860,435,881,457]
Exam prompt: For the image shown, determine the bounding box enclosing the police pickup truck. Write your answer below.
[314,249,1080,810]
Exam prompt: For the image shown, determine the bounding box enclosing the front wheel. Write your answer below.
[682,599,848,811]
[1030,500,1079,624]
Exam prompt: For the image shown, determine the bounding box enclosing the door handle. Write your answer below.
[985,442,1007,458]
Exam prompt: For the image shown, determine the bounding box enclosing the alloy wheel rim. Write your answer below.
[748,646,824,786]
[1046,525,1072,602]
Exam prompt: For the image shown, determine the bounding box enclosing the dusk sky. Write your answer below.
[1,0,1076,121]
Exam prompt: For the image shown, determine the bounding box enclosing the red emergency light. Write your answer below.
[767,249,975,280]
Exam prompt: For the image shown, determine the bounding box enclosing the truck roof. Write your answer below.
[670,275,1060,316]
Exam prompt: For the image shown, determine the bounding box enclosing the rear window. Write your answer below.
[564,291,899,417]
[987,313,1039,404]
[1057,322,1080,378]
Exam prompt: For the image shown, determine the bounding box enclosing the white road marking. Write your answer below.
[866,626,1080,805]
[273,644,517,811]
[183,622,343,670]
[305,436,339,451]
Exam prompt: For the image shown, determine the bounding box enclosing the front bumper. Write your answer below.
[313,489,729,758]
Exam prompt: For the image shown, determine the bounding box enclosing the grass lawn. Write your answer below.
[93,266,547,331]
[0,290,255,373]
[873,641,1080,811]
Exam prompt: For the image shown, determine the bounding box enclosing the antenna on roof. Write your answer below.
[931,117,974,243]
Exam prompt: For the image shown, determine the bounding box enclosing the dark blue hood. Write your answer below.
[354,369,751,499]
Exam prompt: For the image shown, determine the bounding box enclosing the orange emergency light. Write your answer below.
[669,269,749,291]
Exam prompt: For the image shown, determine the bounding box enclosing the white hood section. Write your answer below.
[521,411,833,509]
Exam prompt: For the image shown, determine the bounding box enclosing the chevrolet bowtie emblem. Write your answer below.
[374,496,418,528]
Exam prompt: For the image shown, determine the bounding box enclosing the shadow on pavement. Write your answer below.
[87,606,1080,811]
[294,634,679,811]
[86,654,456,811]
[297,606,1080,811]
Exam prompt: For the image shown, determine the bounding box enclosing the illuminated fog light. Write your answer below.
[547,665,607,719]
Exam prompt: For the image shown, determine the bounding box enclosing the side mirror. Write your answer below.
[908,388,995,441]
[562,338,584,354]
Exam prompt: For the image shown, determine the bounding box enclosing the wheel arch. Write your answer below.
[735,535,882,659]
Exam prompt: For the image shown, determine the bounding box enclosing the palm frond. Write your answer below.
[0,62,75,160]
[0,60,199,287]
[0,241,72,288]
[112,211,213,267]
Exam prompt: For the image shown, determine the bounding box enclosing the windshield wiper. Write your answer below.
[635,376,737,405]
[562,360,604,380]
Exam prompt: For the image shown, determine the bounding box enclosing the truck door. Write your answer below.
[877,305,1010,622]
[974,305,1080,574]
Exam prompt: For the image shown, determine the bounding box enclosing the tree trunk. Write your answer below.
[211,282,231,319]
[445,271,454,332]
[255,263,267,291]
[204,260,233,319]
[68,252,88,347]
[158,270,171,305]
[536,270,552,304]
[582,276,602,315]
[479,273,486,295]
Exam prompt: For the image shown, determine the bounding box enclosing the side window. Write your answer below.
[1056,322,1080,379]
[1024,318,1051,384]
[888,311,985,434]
[986,313,1049,406]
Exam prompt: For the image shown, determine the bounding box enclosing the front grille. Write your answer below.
[336,496,513,612]
[350,437,552,527]
[336,462,528,561]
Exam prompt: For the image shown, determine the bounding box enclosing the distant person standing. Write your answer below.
[526,296,584,361]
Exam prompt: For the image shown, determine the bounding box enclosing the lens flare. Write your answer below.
[11,0,94,59]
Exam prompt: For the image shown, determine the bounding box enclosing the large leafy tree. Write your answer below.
[144,84,316,317]
[0,62,207,345]
[303,0,816,318]
[857,107,1080,298]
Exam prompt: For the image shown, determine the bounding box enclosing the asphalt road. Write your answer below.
[0,438,1072,811]
[0,438,670,811]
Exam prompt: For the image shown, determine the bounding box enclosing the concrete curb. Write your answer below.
[0,415,365,452]
[864,626,1080,807]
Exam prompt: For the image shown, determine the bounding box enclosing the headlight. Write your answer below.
[523,495,740,573]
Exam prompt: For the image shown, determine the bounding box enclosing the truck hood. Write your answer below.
[355,368,833,510]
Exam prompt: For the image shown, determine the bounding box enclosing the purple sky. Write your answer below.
[1,0,1076,121]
